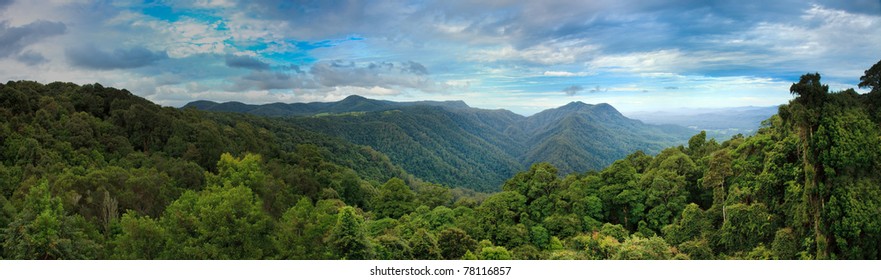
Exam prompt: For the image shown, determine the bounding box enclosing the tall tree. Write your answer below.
[859,59,881,126]
[329,206,372,259]
[858,59,881,90]
[780,74,826,258]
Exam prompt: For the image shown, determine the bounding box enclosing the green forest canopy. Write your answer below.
[1,59,881,259]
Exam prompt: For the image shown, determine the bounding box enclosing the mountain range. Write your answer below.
[626,106,778,139]
[185,95,471,116]
[186,96,696,191]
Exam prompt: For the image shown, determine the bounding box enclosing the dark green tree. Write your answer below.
[373,178,416,219]
[858,59,881,90]
[771,228,800,260]
[409,228,442,260]
[715,203,772,254]
[662,203,710,246]
[373,234,411,260]
[274,198,343,259]
[437,227,477,259]
[859,59,881,122]
[477,191,527,247]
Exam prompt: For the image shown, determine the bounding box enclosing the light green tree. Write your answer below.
[329,206,372,260]
[112,211,165,259]
[3,181,100,259]
[160,185,273,259]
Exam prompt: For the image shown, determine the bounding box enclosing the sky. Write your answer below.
[1,0,880,115]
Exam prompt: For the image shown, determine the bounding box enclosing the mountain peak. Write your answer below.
[590,103,623,118]
[559,101,591,111]
[342,95,368,101]
[183,100,219,109]
[593,102,617,111]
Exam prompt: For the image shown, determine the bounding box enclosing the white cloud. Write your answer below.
[717,5,881,78]
[1,1,877,114]
[193,0,236,8]
[469,39,599,65]
[131,16,231,58]
[542,71,593,77]
[442,79,476,88]
[588,49,690,74]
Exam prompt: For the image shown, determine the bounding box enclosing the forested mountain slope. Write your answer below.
[190,97,694,191]
[0,81,442,226]
[2,61,879,260]
[518,102,694,175]
[186,95,470,117]
[294,106,526,191]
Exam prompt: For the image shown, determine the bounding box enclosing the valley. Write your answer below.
[188,97,695,191]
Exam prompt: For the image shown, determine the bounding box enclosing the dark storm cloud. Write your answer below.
[66,45,168,70]
[0,20,66,58]
[226,0,855,57]
[228,70,314,91]
[228,59,434,93]
[239,0,403,39]
[16,50,47,65]
[368,62,393,70]
[401,61,428,75]
[563,85,583,96]
[282,64,305,74]
[225,54,271,71]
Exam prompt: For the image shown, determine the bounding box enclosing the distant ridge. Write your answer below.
[184,95,471,117]
[626,106,779,139]
[187,95,696,190]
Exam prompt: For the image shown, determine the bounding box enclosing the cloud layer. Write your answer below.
[0,20,65,63]
[0,0,879,114]
[66,45,169,70]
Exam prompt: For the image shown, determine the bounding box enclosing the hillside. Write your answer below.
[186,95,470,117]
[519,102,695,174]
[0,68,881,260]
[190,97,695,190]
[0,81,419,218]
[2,63,881,260]
[293,106,527,191]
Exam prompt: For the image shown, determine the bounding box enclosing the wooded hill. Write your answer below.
[189,96,694,191]
[1,60,880,259]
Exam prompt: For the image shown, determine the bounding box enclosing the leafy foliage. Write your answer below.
[3,59,881,260]
[329,206,372,260]
[197,97,694,191]
[3,181,100,259]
